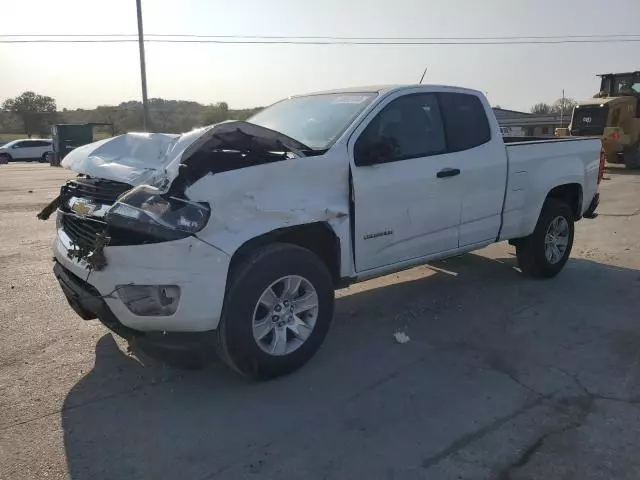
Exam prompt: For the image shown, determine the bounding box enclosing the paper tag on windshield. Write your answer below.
[332,95,369,104]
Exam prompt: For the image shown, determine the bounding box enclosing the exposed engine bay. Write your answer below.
[38,121,314,270]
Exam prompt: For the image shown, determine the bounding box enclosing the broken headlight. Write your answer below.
[106,186,210,240]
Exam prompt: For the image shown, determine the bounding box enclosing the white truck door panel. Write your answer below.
[457,141,508,246]
[436,92,507,247]
[350,92,462,272]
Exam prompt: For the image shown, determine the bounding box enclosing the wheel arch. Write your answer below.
[227,222,343,290]
[545,183,583,220]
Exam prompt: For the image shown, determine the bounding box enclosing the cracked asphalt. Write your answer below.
[1,163,640,480]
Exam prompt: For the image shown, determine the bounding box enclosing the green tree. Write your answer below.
[551,97,577,116]
[530,102,553,114]
[202,102,231,125]
[2,91,57,137]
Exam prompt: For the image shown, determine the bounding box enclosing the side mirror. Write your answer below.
[354,139,395,166]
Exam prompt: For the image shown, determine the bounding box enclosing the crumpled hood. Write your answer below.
[61,121,310,189]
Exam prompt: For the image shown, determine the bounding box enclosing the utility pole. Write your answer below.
[136,0,151,131]
[560,89,565,126]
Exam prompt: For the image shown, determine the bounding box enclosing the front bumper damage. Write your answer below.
[53,261,215,352]
[53,228,231,342]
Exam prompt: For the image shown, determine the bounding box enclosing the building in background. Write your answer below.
[493,108,571,137]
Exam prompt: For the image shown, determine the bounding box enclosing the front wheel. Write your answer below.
[216,243,335,379]
[516,199,575,278]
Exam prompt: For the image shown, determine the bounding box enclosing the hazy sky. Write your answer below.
[2,0,638,112]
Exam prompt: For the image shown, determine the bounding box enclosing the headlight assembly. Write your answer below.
[106,186,210,240]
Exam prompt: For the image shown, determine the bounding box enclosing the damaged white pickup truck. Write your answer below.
[42,85,602,378]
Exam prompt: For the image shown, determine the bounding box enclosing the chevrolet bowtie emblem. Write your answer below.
[70,198,97,217]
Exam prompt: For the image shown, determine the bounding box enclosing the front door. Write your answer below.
[12,141,34,159]
[350,92,463,272]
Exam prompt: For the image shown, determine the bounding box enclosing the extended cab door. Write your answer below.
[437,92,507,247]
[349,91,464,272]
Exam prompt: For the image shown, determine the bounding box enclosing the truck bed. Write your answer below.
[499,135,601,241]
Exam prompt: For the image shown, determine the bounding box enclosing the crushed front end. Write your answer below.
[49,176,231,347]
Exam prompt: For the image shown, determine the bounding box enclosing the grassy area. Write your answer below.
[0,133,50,145]
[93,131,113,140]
[1,131,113,147]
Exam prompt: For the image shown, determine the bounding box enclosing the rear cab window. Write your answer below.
[439,92,491,152]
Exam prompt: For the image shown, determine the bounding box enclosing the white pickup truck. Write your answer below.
[44,85,602,378]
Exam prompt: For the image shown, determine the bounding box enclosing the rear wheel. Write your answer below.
[216,243,335,379]
[516,199,574,278]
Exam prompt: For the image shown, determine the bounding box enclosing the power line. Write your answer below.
[2,38,640,45]
[1,33,639,40]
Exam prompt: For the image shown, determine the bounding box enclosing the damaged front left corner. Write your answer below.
[66,231,110,271]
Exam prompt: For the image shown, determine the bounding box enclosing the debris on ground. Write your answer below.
[393,331,410,344]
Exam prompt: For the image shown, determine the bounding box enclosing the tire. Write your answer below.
[0,153,12,165]
[39,152,48,163]
[516,198,574,279]
[216,243,335,379]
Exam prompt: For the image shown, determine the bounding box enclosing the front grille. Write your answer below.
[61,214,106,251]
[59,177,167,250]
[64,177,132,204]
[571,105,608,136]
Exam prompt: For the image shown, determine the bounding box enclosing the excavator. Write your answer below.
[556,71,640,169]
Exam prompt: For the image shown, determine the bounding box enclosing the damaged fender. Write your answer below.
[185,151,350,265]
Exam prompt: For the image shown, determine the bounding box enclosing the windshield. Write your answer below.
[248,92,377,150]
[602,74,640,96]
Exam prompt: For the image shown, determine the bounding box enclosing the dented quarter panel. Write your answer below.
[186,150,353,276]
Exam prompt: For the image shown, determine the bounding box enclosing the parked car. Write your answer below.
[44,85,602,379]
[0,139,53,163]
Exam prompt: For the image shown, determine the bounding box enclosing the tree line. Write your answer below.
[529,97,577,115]
[1,91,263,138]
[1,90,580,139]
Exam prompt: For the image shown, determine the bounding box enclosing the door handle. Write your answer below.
[436,168,461,178]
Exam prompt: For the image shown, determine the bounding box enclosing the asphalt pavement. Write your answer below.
[1,163,639,480]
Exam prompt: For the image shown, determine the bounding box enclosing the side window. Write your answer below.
[13,141,29,148]
[355,93,446,165]
[439,93,491,152]
[32,140,51,147]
